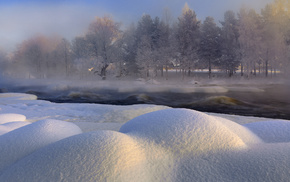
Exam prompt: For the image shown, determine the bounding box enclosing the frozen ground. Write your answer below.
[1,93,290,181]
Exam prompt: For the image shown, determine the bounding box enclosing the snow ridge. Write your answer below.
[0,93,290,181]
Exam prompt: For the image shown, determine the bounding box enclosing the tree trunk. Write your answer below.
[229,69,234,77]
[166,66,168,80]
[265,50,269,77]
[100,64,109,80]
[271,66,273,78]
[208,59,212,79]
[253,63,256,76]
[146,66,150,78]
[241,62,244,77]
[182,69,185,80]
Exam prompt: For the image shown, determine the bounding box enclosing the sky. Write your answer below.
[0,0,274,52]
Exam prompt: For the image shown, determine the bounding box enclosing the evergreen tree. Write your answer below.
[176,3,200,78]
[121,24,139,76]
[135,15,167,78]
[199,16,222,79]
[220,11,240,77]
[136,35,153,78]
[135,15,154,78]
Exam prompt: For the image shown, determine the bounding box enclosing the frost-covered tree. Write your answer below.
[55,39,71,78]
[261,3,288,77]
[0,50,9,77]
[176,3,200,78]
[135,15,155,78]
[121,24,139,76]
[135,15,174,79]
[152,17,173,77]
[270,0,290,77]
[238,8,263,77]
[136,35,153,78]
[199,16,222,79]
[157,20,173,79]
[14,35,57,79]
[86,16,121,80]
[220,11,240,77]
[71,36,92,79]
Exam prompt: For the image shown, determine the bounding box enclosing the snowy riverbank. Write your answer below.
[1,93,290,181]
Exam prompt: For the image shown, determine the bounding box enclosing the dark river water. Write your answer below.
[2,80,290,120]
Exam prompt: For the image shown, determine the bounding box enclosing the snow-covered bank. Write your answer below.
[1,93,290,181]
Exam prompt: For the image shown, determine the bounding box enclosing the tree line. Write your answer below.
[1,0,289,80]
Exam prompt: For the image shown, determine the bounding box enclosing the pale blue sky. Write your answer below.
[0,0,274,51]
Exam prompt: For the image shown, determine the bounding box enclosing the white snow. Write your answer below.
[0,92,290,181]
[0,93,37,104]
[120,109,252,155]
[0,98,169,123]
[0,131,149,181]
[0,119,82,173]
[244,120,290,143]
[0,113,26,124]
[0,121,31,135]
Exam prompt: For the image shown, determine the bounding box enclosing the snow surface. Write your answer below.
[0,113,26,124]
[244,120,290,143]
[0,121,31,135]
[0,93,290,181]
[0,119,82,173]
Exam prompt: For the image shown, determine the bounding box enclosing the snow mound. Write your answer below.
[0,93,37,101]
[0,113,26,124]
[0,119,82,173]
[1,104,290,181]
[120,109,247,155]
[214,116,261,144]
[0,121,31,135]
[0,131,148,182]
[244,120,290,143]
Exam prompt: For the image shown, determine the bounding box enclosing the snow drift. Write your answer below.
[1,93,290,181]
[120,109,256,155]
[0,119,82,173]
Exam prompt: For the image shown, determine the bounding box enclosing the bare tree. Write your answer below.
[86,16,121,80]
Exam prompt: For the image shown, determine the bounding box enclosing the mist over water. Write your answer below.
[1,76,290,120]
